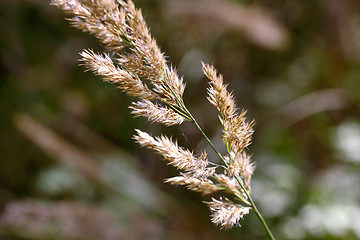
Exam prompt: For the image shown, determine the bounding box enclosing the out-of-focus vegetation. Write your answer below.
[1,0,360,239]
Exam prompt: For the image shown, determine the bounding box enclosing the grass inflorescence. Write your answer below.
[51,0,276,238]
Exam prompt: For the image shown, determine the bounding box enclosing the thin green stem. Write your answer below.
[192,117,228,167]
[219,114,232,156]
[161,99,192,121]
[234,175,276,240]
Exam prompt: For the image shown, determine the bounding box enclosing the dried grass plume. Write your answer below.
[51,0,275,235]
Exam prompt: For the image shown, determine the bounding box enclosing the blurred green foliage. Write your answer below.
[1,0,360,239]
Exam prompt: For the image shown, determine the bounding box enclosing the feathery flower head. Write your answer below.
[166,175,220,195]
[130,100,185,126]
[133,129,206,172]
[206,197,251,230]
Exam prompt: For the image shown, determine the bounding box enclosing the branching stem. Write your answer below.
[162,80,276,239]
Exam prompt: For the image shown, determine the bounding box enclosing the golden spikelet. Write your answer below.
[80,50,156,100]
[130,100,184,126]
[206,197,251,230]
[133,129,206,172]
[225,151,255,191]
[165,175,220,195]
[203,62,237,121]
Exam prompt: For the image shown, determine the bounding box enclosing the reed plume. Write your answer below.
[52,0,275,238]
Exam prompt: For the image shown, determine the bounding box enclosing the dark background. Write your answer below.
[1,0,360,239]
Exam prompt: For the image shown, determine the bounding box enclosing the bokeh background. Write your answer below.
[1,0,360,239]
